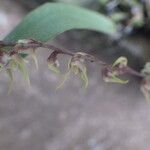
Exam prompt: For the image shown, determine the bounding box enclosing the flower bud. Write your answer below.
[47,51,60,74]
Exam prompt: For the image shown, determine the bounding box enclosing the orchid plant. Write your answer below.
[1,3,150,101]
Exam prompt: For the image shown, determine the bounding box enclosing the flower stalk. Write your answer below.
[0,39,149,101]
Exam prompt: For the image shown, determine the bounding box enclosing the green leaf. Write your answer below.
[4,3,116,43]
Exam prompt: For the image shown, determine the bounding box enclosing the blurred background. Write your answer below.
[1,0,150,150]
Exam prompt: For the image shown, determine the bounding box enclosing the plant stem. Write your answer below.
[0,40,144,79]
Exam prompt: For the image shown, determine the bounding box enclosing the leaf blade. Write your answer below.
[4,3,116,42]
